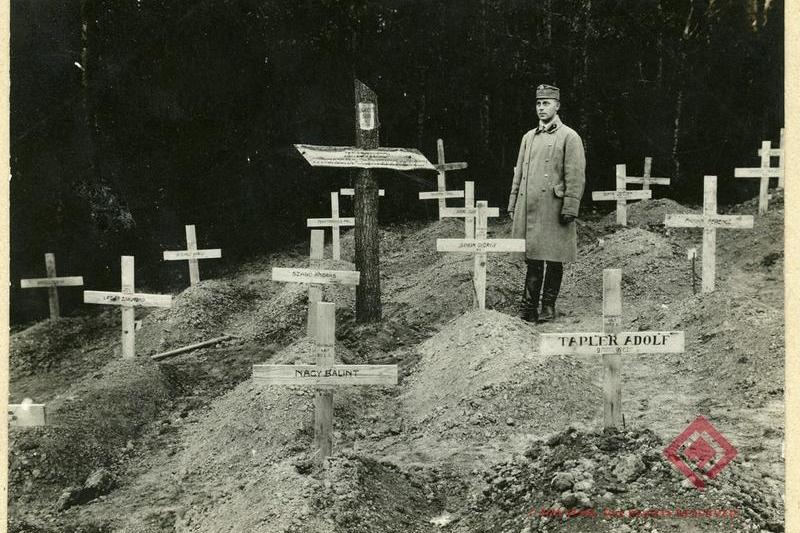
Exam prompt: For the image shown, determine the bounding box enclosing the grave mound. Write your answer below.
[403,310,600,438]
[599,198,698,229]
[565,227,689,311]
[136,279,258,356]
[455,425,783,533]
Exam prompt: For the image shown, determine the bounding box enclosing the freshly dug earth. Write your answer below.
[8,191,784,533]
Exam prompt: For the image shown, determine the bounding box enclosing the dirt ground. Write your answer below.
[8,191,784,533]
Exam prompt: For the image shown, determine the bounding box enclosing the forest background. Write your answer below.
[9,0,783,323]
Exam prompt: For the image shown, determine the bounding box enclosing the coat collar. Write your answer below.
[536,115,562,134]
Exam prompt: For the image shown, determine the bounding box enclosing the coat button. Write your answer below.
[541,188,546,192]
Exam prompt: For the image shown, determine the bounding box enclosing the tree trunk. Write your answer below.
[353,79,382,323]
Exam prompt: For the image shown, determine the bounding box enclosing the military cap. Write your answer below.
[536,84,560,100]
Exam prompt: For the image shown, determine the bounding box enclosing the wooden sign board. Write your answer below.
[440,206,500,219]
[307,218,355,227]
[21,277,84,288]
[340,188,384,196]
[9,403,47,427]
[84,291,173,308]
[437,239,525,252]
[295,144,435,171]
[163,249,222,260]
[253,364,397,386]
[272,267,360,286]
[418,190,465,200]
[539,331,685,355]
[664,214,754,230]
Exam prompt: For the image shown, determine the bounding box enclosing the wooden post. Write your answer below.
[665,176,754,293]
[20,254,84,320]
[163,225,222,285]
[602,269,623,429]
[474,201,488,310]
[592,164,651,226]
[464,181,475,238]
[120,256,136,359]
[642,157,652,191]
[44,253,60,318]
[777,128,785,188]
[185,225,200,285]
[330,192,341,261]
[307,230,325,337]
[354,79,382,323]
[8,402,47,427]
[313,302,335,462]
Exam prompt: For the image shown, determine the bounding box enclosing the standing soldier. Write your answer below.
[507,84,586,322]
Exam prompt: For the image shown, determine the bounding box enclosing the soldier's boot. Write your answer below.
[521,260,544,322]
[538,261,564,323]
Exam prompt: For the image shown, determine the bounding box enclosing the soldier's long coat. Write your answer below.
[507,116,586,262]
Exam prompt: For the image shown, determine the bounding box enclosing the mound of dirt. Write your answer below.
[599,198,699,230]
[136,280,259,356]
[454,425,783,533]
[403,310,600,439]
[9,358,173,504]
[565,227,690,315]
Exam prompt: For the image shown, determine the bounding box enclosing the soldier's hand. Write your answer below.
[559,213,576,225]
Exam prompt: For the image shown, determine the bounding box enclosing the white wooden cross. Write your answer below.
[272,257,360,337]
[664,176,754,293]
[437,201,525,310]
[8,400,47,427]
[253,302,397,463]
[540,269,685,430]
[307,192,354,261]
[624,157,670,191]
[592,164,652,225]
[735,140,784,215]
[758,128,785,188]
[20,253,84,320]
[163,225,222,286]
[84,256,173,358]
[418,139,468,218]
[441,182,499,239]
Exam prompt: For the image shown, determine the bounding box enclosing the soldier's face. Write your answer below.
[536,98,559,123]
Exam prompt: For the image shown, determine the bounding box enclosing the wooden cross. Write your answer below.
[9,400,47,427]
[307,192,355,261]
[418,139,468,218]
[253,302,397,463]
[758,128,785,188]
[83,256,173,358]
[540,269,685,430]
[624,157,670,190]
[664,176,754,293]
[163,225,222,286]
[272,257,360,337]
[440,182,499,238]
[592,164,652,225]
[735,140,784,215]
[295,80,436,323]
[340,188,384,197]
[20,253,84,320]
[436,201,525,310]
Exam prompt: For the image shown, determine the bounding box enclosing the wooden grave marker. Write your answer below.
[441,182,499,239]
[20,253,84,320]
[307,192,354,261]
[540,269,685,429]
[295,80,435,322]
[163,225,222,286]
[340,188,384,197]
[253,302,398,463]
[8,400,47,427]
[271,253,360,337]
[624,157,670,190]
[735,140,784,214]
[592,164,652,226]
[437,201,525,310]
[84,256,173,358]
[758,128,785,188]
[664,175,754,292]
[418,139,468,218]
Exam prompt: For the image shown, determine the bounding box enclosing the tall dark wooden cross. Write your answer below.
[295,80,435,323]
[20,253,84,320]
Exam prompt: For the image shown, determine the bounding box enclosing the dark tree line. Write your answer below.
[10,0,783,323]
